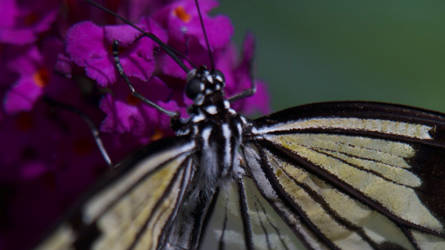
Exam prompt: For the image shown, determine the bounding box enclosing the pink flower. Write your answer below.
[4,46,50,114]
[0,0,58,45]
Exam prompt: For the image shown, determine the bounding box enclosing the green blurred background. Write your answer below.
[217,0,445,113]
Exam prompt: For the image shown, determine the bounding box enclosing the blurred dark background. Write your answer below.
[217,0,445,113]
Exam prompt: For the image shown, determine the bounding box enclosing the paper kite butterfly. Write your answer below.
[34,0,445,249]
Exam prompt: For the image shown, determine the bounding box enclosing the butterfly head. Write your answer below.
[172,66,234,134]
[185,66,225,106]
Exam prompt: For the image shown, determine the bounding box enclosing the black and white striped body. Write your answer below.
[165,67,249,249]
[176,66,247,183]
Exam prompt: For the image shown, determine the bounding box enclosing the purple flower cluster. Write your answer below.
[0,0,270,249]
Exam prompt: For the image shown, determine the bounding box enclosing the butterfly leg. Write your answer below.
[43,96,113,167]
[112,40,179,118]
[228,55,256,102]
[228,80,256,102]
[228,83,256,103]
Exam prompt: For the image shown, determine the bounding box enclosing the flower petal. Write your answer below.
[66,21,116,86]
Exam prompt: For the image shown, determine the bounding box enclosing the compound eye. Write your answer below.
[185,77,203,99]
[212,69,225,84]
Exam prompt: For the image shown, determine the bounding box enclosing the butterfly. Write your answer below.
[33,0,445,250]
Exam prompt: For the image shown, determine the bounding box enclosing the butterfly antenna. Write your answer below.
[194,0,215,70]
[85,0,193,73]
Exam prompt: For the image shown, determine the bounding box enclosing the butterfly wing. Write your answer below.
[35,136,196,250]
[242,101,445,249]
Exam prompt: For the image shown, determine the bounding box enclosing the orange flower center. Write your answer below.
[150,129,164,141]
[173,6,191,22]
[33,68,50,88]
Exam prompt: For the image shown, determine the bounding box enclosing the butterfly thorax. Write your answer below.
[175,66,246,182]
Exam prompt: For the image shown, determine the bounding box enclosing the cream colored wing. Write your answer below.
[35,137,196,250]
[244,101,445,250]
[199,177,306,250]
